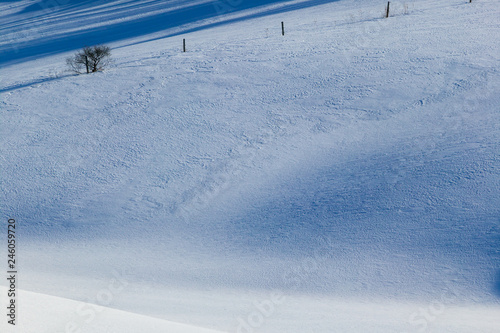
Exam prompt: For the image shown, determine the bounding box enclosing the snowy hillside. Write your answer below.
[1,0,500,332]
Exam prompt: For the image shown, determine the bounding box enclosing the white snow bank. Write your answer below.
[0,286,224,333]
[1,286,499,333]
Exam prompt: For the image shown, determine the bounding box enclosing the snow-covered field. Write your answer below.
[1,0,499,332]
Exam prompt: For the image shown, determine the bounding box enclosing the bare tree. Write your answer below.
[67,45,112,74]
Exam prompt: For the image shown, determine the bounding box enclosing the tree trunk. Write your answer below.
[85,56,89,73]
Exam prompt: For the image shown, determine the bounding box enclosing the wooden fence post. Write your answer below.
[281,21,285,36]
[183,38,186,52]
[386,1,390,18]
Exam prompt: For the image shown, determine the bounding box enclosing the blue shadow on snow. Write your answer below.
[1,0,339,65]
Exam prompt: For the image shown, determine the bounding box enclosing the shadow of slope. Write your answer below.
[18,0,109,15]
[495,270,500,297]
[221,156,500,258]
[2,0,169,29]
[190,140,500,297]
[0,73,75,93]
[0,0,339,65]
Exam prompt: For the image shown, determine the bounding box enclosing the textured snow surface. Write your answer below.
[1,0,499,332]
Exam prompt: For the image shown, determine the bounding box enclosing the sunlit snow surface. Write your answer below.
[1,0,500,332]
